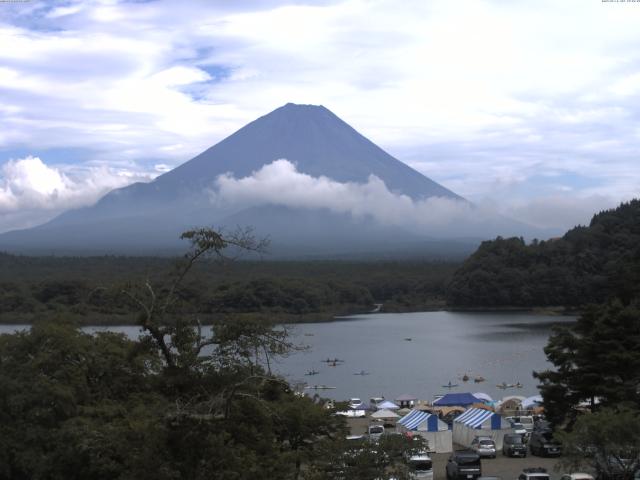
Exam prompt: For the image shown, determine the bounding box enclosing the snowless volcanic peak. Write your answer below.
[153,102,461,200]
[0,103,476,255]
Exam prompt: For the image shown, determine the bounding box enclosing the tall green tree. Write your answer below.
[557,407,640,480]
[534,299,640,428]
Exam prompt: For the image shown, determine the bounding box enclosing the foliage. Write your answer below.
[305,434,429,480]
[0,228,351,479]
[534,300,640,428]
[0,253,457,324]
[557,407,640,480]
[447,199,640,307]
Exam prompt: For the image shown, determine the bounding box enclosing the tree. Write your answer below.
[305,434,428,480]
[0,228,346,479]
[0,320,167,480]
[122,227,269,372]
[557,407,640,480]
[534,300,640,428]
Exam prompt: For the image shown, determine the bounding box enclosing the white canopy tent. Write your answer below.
[522,395,543,409]
[371,409,400,420]
[376,400,399,410]
[452,407,511,450]
[396,409,452,453]
[472,392,493,403]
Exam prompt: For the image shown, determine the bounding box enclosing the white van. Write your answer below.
[518,416,534,431]
[507,415,535,431]
[407,454,433,479]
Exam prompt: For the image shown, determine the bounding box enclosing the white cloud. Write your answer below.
[502,194,619,231]
[212,159,498,233]
[210,160,629,235]
[1,0,639,232]
[0,156,155,232]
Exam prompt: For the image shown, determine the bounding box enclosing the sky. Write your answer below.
[1,0,639,234]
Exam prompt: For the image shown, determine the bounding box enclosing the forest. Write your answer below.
[447,199,640,308]
[0,252,457,325]
[3,200,640,325]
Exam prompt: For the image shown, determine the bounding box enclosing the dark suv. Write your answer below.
[446,450,482,480]
[503,434,527,457]
[529,429,561,457]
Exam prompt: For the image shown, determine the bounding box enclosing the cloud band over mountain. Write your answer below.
[210,159,490,234]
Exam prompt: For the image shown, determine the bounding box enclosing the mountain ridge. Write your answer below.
[0,103,533,256]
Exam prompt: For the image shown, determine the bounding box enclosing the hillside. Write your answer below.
[447,199,640,307]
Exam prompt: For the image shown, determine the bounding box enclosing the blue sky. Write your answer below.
[1,0,639,233]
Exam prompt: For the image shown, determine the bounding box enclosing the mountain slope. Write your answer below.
[49,103,460,223]
[0,103,505,256]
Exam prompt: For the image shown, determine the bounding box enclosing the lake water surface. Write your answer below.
[272,311,574,402]
[0,311,573,403]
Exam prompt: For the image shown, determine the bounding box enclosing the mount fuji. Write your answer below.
[0,103,530,257]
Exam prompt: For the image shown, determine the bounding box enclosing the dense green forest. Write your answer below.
[0,253,457,324]
[447,199,640,308]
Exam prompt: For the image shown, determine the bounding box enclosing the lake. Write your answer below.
[0,310,573,404]
[274,311,574,403]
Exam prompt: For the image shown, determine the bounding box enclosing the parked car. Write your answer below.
[368,423,385,441]
[560,474,594,480]
[445,450,482,480]
[511,422,528,436]
[471,436,496,458]
[506,416,535,432]
[503,433,527,457]
[529,430,561,457]
[349,398,363,409]
[518,467,550,480]
[407,453,433,479]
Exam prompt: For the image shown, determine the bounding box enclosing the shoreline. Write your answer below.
[0,304,579,327]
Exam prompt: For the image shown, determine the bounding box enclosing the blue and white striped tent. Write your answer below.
[396,410,452,453]
[453,407,510,450]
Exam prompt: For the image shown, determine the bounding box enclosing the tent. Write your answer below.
[433,393,480,407]
[472,392,493,403]
[376,400,399,410]
[397,409,452,453]
[336,401,368,418]
[371,409,400,420]
[497,395,526,414]
[452,407,511,450]
[470,403,494,411]
[522,395,543,409]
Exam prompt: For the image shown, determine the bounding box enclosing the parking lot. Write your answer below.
[431,451,564,480]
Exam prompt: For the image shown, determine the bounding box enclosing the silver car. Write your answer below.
[471,436,496,458]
